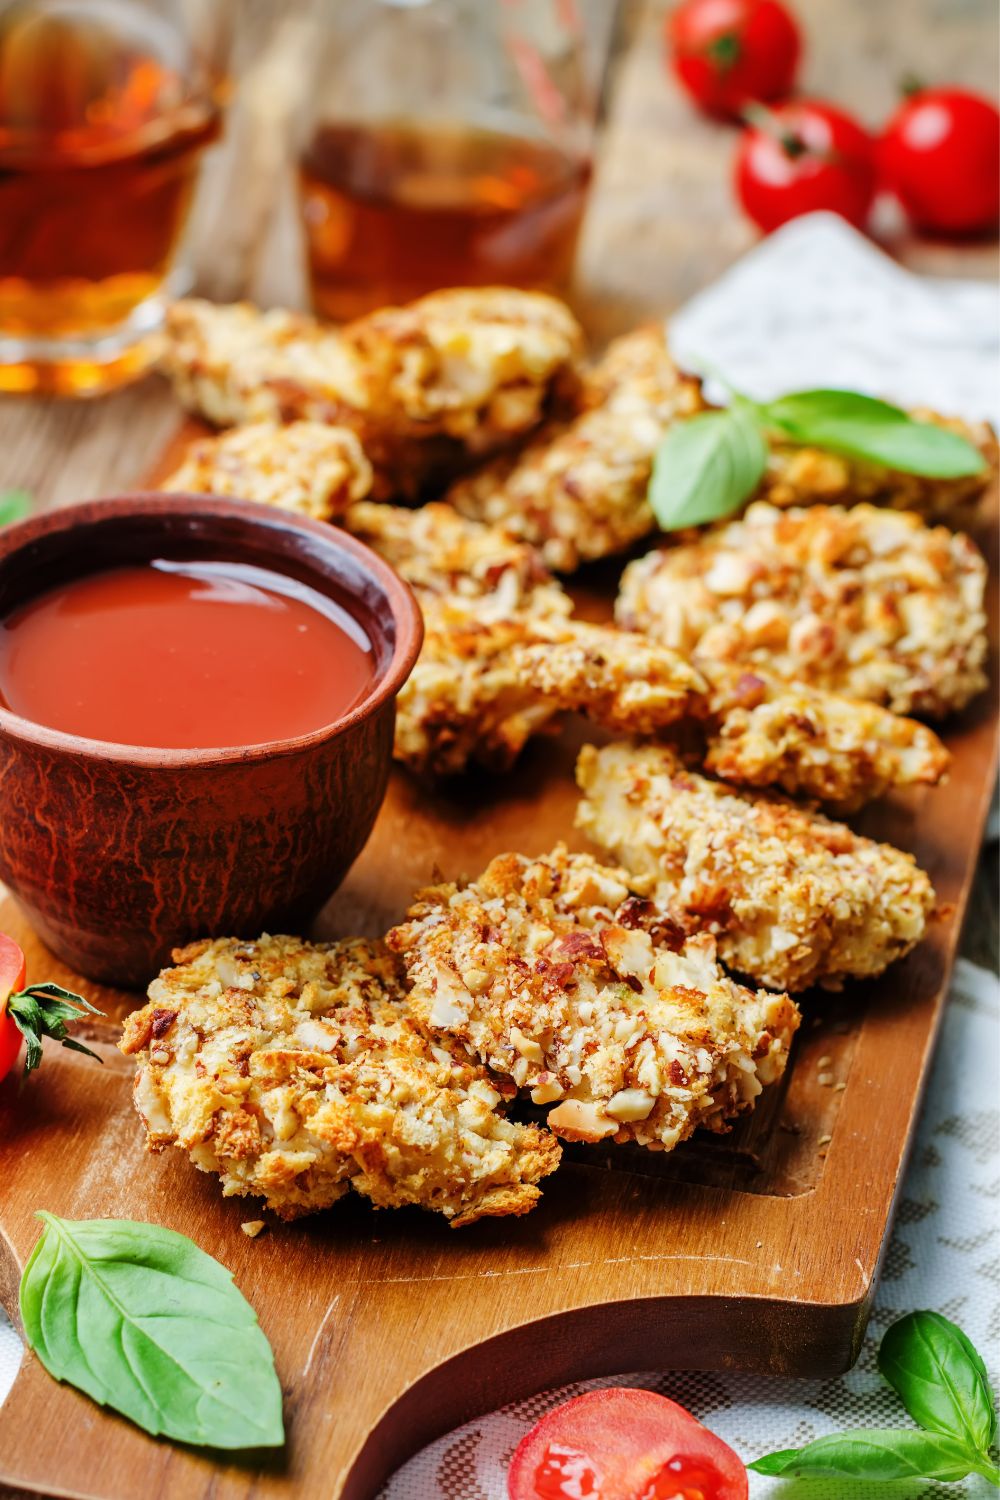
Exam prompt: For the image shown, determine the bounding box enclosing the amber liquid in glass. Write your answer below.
[0,3,221,394]
[299,120,592,321]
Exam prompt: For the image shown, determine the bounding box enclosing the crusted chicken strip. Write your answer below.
[387,847,799,1149]
[576,743,935,992]
[120,934,560,1227]
[617,503,989,718]
[701,662,949,814]
[164,421,374,520]
[161,289,583,489]
[759,413,997,521]
[394,616,708,776]
[446,326,706,571]
[343,500,572,623]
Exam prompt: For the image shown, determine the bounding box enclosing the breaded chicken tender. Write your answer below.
[576,743,935,992]
[700,663,950,814]
[163,421,374,520]
[161,289,583,490]
[759,413,997,521]
[393,617,709,776]
[343,500,572,624]
[446,326,706,571]
[617,503,988,718]
[388,847,799,1149]
[120,934,560,1226]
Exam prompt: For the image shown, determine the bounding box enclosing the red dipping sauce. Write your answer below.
[0,558,376,749]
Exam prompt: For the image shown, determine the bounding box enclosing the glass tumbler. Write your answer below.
[296,0,616,321]
[0,0,229,396]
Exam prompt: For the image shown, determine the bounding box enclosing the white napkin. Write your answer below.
[668,212,1000,429]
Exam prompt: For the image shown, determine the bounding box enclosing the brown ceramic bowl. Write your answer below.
[0,494,423,989]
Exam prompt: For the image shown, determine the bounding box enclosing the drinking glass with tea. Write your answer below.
[296,0,614,321]
[0,0,228,396]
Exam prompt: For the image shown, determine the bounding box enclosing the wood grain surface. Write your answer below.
[0,2,997,1498]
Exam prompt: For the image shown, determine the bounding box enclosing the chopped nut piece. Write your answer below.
[241,1220,266,1238]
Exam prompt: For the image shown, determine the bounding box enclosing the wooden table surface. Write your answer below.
[0,4,996,1490]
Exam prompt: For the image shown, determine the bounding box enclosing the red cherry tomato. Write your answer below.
[667,0,801,120]
[734,99,876,232]
[0,932,28,1081]
[880,87,1000,235]
[507,1388,748,1500]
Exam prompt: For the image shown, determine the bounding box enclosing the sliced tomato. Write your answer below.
[0,932,28,1080]
[507,1388,747,1500]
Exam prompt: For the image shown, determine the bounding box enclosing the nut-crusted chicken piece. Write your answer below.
[161,290,583,490]
[341,287,584,445]
[394,616,708,776]
[617,502,989,718]
[343,500,572,624]
[387,847,799,1150]
[760,413,997,521]
[446,326,706,571]
[163,421,374,520]
[120,934,560,1226]
[576,743,935,992]
[701,662,950,814]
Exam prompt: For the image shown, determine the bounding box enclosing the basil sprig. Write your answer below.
[649,386,987,532]
[20,1213,285,1450]
[750,1311,1000,1485]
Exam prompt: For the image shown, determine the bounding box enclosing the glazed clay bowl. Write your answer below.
[0,494,423,989]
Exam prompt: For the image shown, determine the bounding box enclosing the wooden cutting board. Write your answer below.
[0,477,996,1500]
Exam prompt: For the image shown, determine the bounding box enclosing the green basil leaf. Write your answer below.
[878,1310,998,1456]
[760,389,987,477]
[748,1427,980,1481]
[19,1213,284,1449]
[648,403,768,530]
[0,488,31,526]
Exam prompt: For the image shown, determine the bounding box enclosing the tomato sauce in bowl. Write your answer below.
[0,557,376,749]
[0,492,423,986]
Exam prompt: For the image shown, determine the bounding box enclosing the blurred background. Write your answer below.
[0,0,996,514]
[0,0,996,393]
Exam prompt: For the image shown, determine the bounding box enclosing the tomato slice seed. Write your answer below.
[534,1443,603,1498]
[641,1454,728,1500]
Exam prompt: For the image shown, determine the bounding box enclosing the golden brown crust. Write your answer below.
[576,742,935,992]
[163,421,374,520]
[120,934,560,1226]
[617,502,989,718]
[160,291,584,495]
[388,845,799,1151]
[700,662,950,814]
[446,326,706,571]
